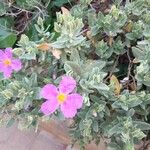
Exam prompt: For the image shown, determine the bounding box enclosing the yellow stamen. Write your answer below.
[57,93,67,104]
[4,59,11,66]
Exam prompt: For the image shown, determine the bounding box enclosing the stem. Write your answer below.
[124,141,135,150]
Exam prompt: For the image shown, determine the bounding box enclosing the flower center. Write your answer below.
[57,93,67,104]
[4,59,11,66]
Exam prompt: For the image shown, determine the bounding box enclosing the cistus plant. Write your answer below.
[0,0,150,150]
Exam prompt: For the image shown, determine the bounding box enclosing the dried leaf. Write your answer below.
[37,43,61,59]
[129,82,137,91]
[61,7,70,15]
[37,43,50,51]
[110,75,121,95]
[124,21,133,33]
[86,31,96,46]
[108,36,114,46]
[133,58,140,63]
[51,49,62,59]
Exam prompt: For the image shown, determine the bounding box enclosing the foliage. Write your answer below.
[0,0,150,150]
[0,0,73,47]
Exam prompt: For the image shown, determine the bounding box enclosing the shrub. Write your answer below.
[0,0,150,150]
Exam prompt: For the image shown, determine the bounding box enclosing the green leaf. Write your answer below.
[0,17,14,28]
[107,142,122,150]
[108,124,122,136]
[0,30,17,48]
[85,60,106,72]
[93,120,99,132]
[95,40,109,57]
[143,25,150,37]
[132,47,144,59]
[94,83,109,91]
[64,61,82,75]
[51,0,72,7]
[16,0,39,10]
[20,53,36,60]
[6,118,15,128]
[127,109,135,117]
[133,121,150,131]
[0,2,8,16]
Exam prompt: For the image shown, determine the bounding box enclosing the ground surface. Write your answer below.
[0,124,66,150]
[0,124,107,150]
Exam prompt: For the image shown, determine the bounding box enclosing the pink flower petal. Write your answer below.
[41,84,58,100]
[41,99,59,115]
[5,48,12,58]
[60,93,83,118]
[0,62,5,71]
[67,93,83,109]
[61,103,77,118]
[3,67,13,78]
[0,50,5,61]
[59,76,76,94]
[11,59,22,71]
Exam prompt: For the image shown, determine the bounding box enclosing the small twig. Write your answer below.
[1,1,49,35]
[16,22,29,35]
[45,0,51,8]
[33,6,44,17]
[3,10,23,17]
[104,55,119,82]
[126,49,136,90]
[68,0,73,7]
[127,49,132,78]
[1,1,33,14]
[142,133,150,150]
[76,28,89,37]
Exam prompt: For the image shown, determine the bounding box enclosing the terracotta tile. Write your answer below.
[66,145,79,150]
[0,124,17,144]
[29,131,64,150]
[0,143,17,150]
[0,125,107,150]
[86,141,107,150]
[7,127,38,150]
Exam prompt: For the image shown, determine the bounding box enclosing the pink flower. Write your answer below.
[40,76,83,118]
[0,48,22,78]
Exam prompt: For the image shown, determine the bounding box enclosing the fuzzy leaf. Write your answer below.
[133,121,150,131]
